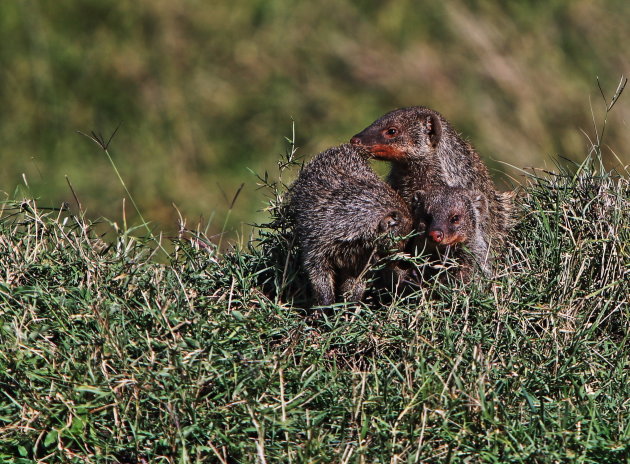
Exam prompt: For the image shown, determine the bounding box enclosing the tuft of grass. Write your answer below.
[0,143,628,461]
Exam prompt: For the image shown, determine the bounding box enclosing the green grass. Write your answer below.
[0,142,628,462]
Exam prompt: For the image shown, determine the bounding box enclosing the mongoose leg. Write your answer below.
[378,263,408,293]
[308,264,336,306]
[339,276,367,303]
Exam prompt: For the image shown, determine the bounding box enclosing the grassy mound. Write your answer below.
[0,154,628,463]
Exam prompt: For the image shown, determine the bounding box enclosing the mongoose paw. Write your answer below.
[379,212,400,233]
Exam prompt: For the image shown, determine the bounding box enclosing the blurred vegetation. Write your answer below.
[1,0,629,239]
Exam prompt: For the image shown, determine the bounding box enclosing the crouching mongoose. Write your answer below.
[288,144,412,305]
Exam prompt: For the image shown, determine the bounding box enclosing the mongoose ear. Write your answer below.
[378,211,399,233]
[419,113,442,147]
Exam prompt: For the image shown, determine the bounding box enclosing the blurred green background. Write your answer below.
[2,1,628,241]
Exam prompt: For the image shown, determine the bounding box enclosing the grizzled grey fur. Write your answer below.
[350,106,515,257]
[412,186,490,278]
[288,144,412,306]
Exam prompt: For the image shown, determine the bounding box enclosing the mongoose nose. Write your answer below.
[429,230,444,243]
[350,136,362,145]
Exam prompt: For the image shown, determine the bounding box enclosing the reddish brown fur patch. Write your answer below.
[440,232,468,246]
[366,144,407,161]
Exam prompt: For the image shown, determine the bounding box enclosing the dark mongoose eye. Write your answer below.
[384,127,398,138]
[450,215,460,224]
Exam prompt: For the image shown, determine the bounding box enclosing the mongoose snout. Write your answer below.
[428,229,444,243]
[350,137,406,160]
[427,227,468,247]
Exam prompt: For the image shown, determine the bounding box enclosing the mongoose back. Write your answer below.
[288,144,412,306]
[350,106,514,248]
[412,186,490,277]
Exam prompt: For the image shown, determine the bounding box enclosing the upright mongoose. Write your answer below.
[288,144,412,306]
[350,106,514,251]
[411,186,490,278]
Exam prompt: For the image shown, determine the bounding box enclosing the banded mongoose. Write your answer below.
[412,186,490,278]
[350,106,515,252]
[288,144,412,306]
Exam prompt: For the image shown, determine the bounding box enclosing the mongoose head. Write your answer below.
[413,187,484,247]
[376,208,413,249]
[350,107,442,161]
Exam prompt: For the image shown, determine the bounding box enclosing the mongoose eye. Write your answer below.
[383,127,398,138]
[450,215,460,224]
